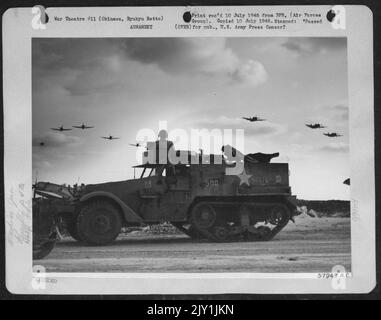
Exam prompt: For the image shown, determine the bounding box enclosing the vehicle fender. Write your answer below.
[80,191,143,223]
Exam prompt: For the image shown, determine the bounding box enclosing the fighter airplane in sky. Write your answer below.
[323,132,342,137]
[51,125,72,132]
[242,116,266,122]
[129,142,143,147]
[305,123,326,129]
[101,135,120,140]
[73,123,94,130]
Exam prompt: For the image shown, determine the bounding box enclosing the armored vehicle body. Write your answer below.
[33,148,297,258]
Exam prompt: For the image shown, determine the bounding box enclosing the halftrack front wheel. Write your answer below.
[77,201,122,246]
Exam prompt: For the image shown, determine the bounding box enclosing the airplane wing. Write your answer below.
[50,128,60,131]
[62,128,72,131]
[101,137,109,139]
[129,143,138,146]
[257,118,266,121]
[113,137,120,139]
[305,124,312,128]
[242,117,250,121]
[84,126,94,129]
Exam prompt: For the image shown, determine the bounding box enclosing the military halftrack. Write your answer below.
[33,147,297,259]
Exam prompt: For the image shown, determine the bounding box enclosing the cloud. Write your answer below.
[32,152,54,173]
[33,39,129,96]
[120,38,237,74]
[33,38,119,71]
[282,38,346,56]
[119,38,267,86]
[309,102,349,129]
[320,142,349,153]
[33,38,268,99]
[231,60,268,86]
[32,154,53,170]
[244,122,286,136]
[312,103,349,128]
[196,116,287,137]
[279,143,315,161]
[329,104,349,121]
[32,131,81,148]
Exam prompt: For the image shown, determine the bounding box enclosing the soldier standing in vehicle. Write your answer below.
[156,129,174,165]
[144,130,175,176]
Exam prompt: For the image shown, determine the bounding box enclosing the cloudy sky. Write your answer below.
[32,37,349,200]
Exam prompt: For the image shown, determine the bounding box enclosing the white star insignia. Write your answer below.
[237,169,252,186]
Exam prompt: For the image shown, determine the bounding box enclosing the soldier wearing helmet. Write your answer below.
[144,129,176,169]
[156,129,174,165]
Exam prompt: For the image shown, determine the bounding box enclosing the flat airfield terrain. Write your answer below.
[35,217,351,273]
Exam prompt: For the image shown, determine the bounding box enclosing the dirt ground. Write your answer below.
[35,217,351,273]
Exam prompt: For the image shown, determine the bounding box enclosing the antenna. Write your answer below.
[33,170,38,199]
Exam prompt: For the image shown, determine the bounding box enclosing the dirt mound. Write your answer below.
[296,200,350,218]
[295,206,319,219]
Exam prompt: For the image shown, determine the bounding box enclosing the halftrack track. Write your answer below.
[173,198,292,242]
